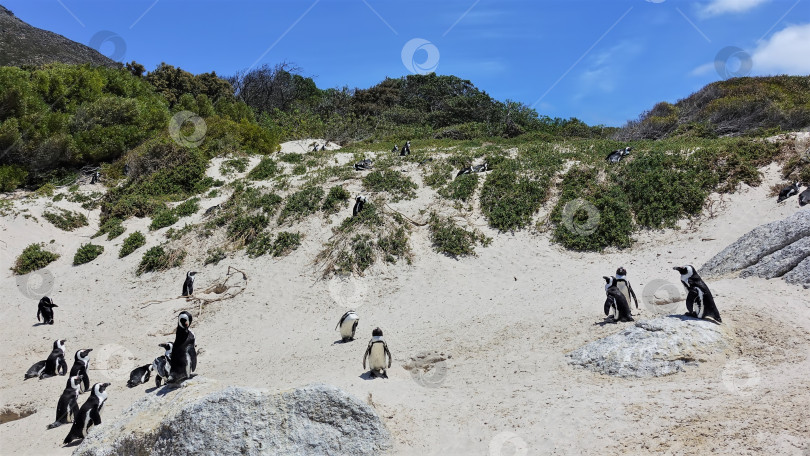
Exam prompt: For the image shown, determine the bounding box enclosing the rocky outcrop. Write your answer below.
[783,256,810,288]
[73,378,392,456]
[701,210,810,286]
[567,316,728,378]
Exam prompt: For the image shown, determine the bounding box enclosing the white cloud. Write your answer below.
[690,62,716,76]
[699,0,769,18]
[751,23,810,74]
[576,41,643,99]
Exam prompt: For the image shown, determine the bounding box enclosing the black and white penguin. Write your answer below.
[352,196,367,217]
[363,327,392,378]
[182,271,197,297]
[471,163,489,173]
[603,276,634,322]
[392,145,399,154]
[127,364,154,388]
[799,187,810,206]
[123,164,130,176]
[152,342,173,387]
[90,171,100,184]
[168,311,196,384]
[673,265,722,322]
[68,349,92,393]
[37,296,58,325]
[606,147,632,163]
[401,141,411,156]
[63,383,110,445]
[25,339,68,380]
[777,182,801,203]
[354,158,373,171]
[336,310,360,342]
[313,143,319,152]
[321,143,327,151]
[46,374,82,429]
[613,267,639,310]
[456,164,472,178]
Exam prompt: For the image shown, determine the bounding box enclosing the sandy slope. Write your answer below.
[0,141,809,456]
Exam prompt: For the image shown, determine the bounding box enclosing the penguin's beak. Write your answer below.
[672,267,680,271]
[87,349,93,352]
[52,304,58,307]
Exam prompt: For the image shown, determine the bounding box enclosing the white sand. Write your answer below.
[1,142,808,455]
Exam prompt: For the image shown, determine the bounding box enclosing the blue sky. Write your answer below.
[3,0,809,126]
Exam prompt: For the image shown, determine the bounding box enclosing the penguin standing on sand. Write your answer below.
[606,147,632,163]
[182,271,197,297]
[321,143,327,151]
[673,265,722,322]
[613,267,639,310]
[46,374,82,429]
[402,141,411,156]
[168,311,196,384]
[336,310,360,342]
[127,364,154,388]
[777,182,801,203]
[603,277,634,322]
[90,171,100,184]
[392,145,399,154]
[363,328,392,378]
[313,143,319,152]
[353,196,367,217]
[37,296,58,325]
[68,349,92,393]
[799,187,810,206]
[25,339,68,379]
[63,383,110,445]
[152,342,173,387]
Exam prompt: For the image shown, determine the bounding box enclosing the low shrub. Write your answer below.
[119,231,146,258]
[278,186,325,224]
[93,217,125,240]
[439,173,479,202]
[428,213,490,256]
[322,186,351,214]
[73,243,104,265]
[173,197,200,217]
[247,157,280,180]
[12,243,60,275]
[362,170,418,201]
[204,247,227,265]
[43,208,88,231]
[149,208,179,231]
[480,166,548,231]
[137,245,185,275]
[0,165,28,192]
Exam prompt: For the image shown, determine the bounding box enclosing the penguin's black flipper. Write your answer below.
[604,297,611,316]
[37,308,42,322]
[189,347,197,373]
[81,373,89,392]
[58,357,68,376]
[384,344,392,369]
[90,409,102,426]
[684,288,697,315]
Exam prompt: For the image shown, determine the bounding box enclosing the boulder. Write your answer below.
[739,236,810,279]
[783,255,810,289]
[73,378,392,456]
[567,316,728,378]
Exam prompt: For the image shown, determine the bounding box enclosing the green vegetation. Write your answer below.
[173,197,200,217]
[92,217,125,240]
[0,165,27,191]
[227,214,269,245]
[362,170,418,201]
[42,208,88,231]
[428,213,491,257]
[439,173,479,202]
[220,156,249,175]
[204,247,227,265]
[247,157,280,180]
[73,243,104,265]
[278,186,325,224]
[137,245,185,275]
[119,231,146,258]
[12,243,60,274]
[321,185,351,215]
[246,231,302,258]
[149,207,179,231]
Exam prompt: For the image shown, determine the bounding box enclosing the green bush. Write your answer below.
[551,182,634,251]
[245,232,274,258]
[278,186,325,224]
[73,243,104,265]
[439,173,479,201]
[173,197,200,217]
[119,231,146,258]
[149,208,179,231]
[92,217,125,240]
[220,157,249,175]
[362,170,418,201]
[0,165,28,192]
[272,231,302,257]
[377,227,410,263]
[12,243,60,275]
[280,153,304,163]
[137,245,185,275]
[43,208,88,231]
[480,166,548,231]
[247,157,280,180]
[228,214,269,244]
[204,247,227,265]
[322,185,351,214]
[292,164,307,175]
[428,214,490,256]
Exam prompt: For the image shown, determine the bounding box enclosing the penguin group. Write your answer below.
[777,181,804,204]
[606,146,632,163]
[456,162,489,178]
[334,311,393,379]
[354,158,373,171]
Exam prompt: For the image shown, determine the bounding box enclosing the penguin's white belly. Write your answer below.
[616,282,630,305]
[340,316,359,338]
[369,344,386,370]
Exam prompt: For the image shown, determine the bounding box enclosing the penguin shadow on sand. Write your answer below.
[152,377,197,396]
[666,313,722,326]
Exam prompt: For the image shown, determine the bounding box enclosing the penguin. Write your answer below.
[167,311,196,384]
[127,364,154,388]
[352,196,367,217]
[613,267,639,310]
[401,141,411,156]
[37,296,58,325]
[25,339,68,379]
[603,276,634,322]
[673,265,722,322]
[123,164,130,176]
[46,374,82,429]
[63,383,110,445]
[606,147,632,163]
[152,342,173,387]
[90,171,99,184]
[456,164,472,178]
[203,205,220,218]
[471,163,489,173]
[68,349,92,393]
[777,182,801,203]
[321,144,327,151]
[182,271,197,297]
[336,310,360,342]
[313,143,319,152]
[418,158,433,166]
[392,145,398,154]
[799,187,810,207]
[363,327,392,378]
[354,158,373,171]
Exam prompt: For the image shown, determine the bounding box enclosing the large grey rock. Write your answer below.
[567,316,728,378]
[702,210,810,277]
[783,255,810,289]
[73,378,392,456]
[739,236,810,279]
